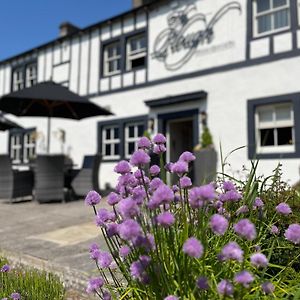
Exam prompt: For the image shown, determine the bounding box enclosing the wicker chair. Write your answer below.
[71,154,101,198]
[35,155,65,203]
[0,155,33,201]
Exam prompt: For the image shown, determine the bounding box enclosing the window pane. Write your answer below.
[128,142,135,154]
[116,44,121,55]
[273,0,287,8]
[114,144,120,155]
[138,125,144,137]
[108,61,115,73]
[108,46,114,58]
[130,39,138,52]
[259,110,273,122]
[106,129,111,140]
[129,126,135,138]
[105,144,111,156]
[257,0,270,12]
[131,57,145,69]
[257,15,272,33]
[114,127,119,139]
[275,105,291,121]
[260,129,274,146]
[274,9,289,29]
[277,127,293,145]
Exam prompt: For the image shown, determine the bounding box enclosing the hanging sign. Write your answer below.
[151,2,242,70]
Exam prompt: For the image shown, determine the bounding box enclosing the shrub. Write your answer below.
[0,257,65,300]
[84,134,300,299]
[200,126,213,148]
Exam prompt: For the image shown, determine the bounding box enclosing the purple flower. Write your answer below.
[149,184,174,208]
[276,202,292,215]
[130,256,151,282]
[85,190,101,206]
[219,190,242,202]
[106,223,119,237]
[171,161,188,176]
[10,293,21,300]
[156,212,175,228]
[209,214,228,235]
[270,225,279,235]
[234,270,254,288]
[183,237,204,258]
[153,144,166,154]
[261,282,275,294]
[153,133,166,144]
[0,264,10,272]
[284,224,300,244]
[253,197,264,208]
[89,244,101,260]
[223,181,236,191]
[132,187,146,204]
[98,251,113,268]
[236,205,249,216]
[180,176,192,188]
[149,165,160,176]
[118,173,137,187]
[250,253,268,268]
[189,184,215,208]
[164,296,178,300]
[86,277,104,294]
[164,162,174,172]
[196,277,209,290]
[117,197,140,219]
[179,151,196,163]
[103,291,112,300]
[130,150,150,167]
[217,280,234,296]
[133,234,156,251]
[114,160,131,174]
[149,177,164,191]
[234,219,257,241]
[138,137,151,149]
[95,208,116,226]
[119,246,131,258]
[107,192,120,206]
[220,241,244,262]
[118,219,142,241]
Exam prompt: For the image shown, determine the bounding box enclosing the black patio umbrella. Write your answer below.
[0,111,22,131]
[0,81,112,152]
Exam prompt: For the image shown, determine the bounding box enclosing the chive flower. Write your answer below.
[114,160,131,174]
[220,241,244,262]
[138,136,151,149]
[0,264,10,272]
[130,150,150,167]
[261,282,275,294]
[284,224,300,244]
[85,190,101,206]
[209,214,228,235]
[118,219,142,241]
[156,212,175,228]
[149,164,160,176]
[276,202,292,215]
[234,270,254,288]
[153,133,166,144]
[250,253,268,268]
[217,280,234,296]
[86,277,104,294]
[233,219,257,241]
[183,237,204,258]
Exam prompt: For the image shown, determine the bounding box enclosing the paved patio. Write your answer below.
[0,198,109,299]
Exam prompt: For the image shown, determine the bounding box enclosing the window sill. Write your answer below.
[252,27,291,40]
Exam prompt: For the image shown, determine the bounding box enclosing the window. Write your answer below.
[12,68,24,91]
[254,0,290,36]
[103,42,121,76]
[255,102,294,153]
[102,126,120,158]
[12,63,37,92]
[125,123,144,157]
[25,64,37,88]
[126,33,146,71]
[10,128,36,164]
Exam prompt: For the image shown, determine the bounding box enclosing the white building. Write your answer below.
[0,0,299,189]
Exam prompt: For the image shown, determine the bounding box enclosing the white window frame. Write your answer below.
[125,122,144,158]
[23,132,36,163]
[25,63,37,88]
[12,68,24,92]
[102,126,120,159]
[10,135,22,164]
[103,42,121,76]
[253,0,290,37]
[126,33,146,71]
[255,102,295,154]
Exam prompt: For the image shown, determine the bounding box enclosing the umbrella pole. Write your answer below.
[47,117,51,153]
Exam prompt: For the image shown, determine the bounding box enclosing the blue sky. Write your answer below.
[0,0,132,61]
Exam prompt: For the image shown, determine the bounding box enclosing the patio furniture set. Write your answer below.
[0,154,101,203]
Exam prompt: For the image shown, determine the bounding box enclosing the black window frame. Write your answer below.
[248,93,300,159]
[97,115,148,162]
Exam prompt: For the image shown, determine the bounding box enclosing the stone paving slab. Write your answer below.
[0,199,109,298]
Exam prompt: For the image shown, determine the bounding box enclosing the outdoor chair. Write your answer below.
[71,154,101,198]
[35,155,65,203]
[0,155,33,202]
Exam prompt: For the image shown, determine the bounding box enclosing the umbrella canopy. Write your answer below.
[0,81,112,152]
[0,81,112,119]
[0,112,22,131]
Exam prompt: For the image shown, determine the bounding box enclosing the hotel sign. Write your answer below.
[151,2,242,70]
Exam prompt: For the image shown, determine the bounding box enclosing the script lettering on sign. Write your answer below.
[151,2,242,70]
